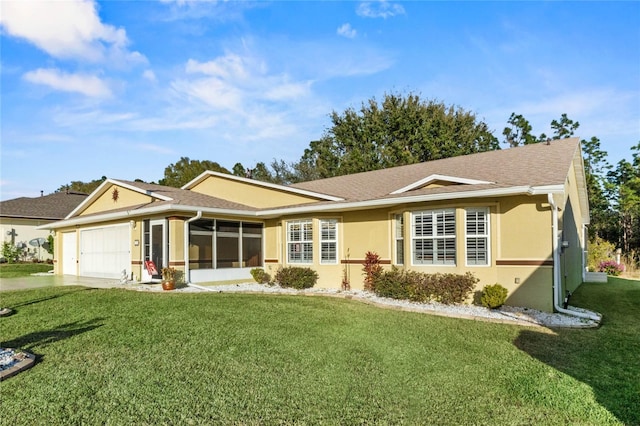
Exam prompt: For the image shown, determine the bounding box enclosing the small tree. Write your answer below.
[45,235,54,256]
[1,241,24,263]
[363,251,383,291]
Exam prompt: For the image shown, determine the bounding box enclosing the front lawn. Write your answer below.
[1,279,638,424]
[0,263,53,278]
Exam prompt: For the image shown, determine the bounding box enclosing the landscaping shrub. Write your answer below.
[371,267,414,300]
[372,268,477,304]
[480,283,508,309]
[250,268,271,284]
[1,241,24,263]
[587,237,616,272]
[598,260,624,276]
[362,251,383,291]
[274,267,318,289]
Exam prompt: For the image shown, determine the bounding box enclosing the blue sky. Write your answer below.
[1,0,638,200]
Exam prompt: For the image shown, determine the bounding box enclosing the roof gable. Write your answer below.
[69,179,171,218]
[390,174,493,194]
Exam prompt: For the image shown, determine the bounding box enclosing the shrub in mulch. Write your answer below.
[372,267,478,305]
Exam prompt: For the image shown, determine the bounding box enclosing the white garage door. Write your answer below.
[79,225,130,279]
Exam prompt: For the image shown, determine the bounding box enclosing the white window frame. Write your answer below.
[287,220,313,264]
[319,219,338,264]
[465,208,490,266]
[395,214,404,265]
[412,209,456,266]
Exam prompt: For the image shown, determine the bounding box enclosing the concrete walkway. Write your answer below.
[0,274,128,291]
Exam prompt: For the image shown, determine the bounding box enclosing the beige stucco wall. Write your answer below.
[79,184,153,216]
[190,175,321,208]
[497,195,552,260]
[498,266,554,312]
[0,217,55,261]
[267,194,556,310]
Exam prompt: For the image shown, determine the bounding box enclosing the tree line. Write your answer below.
[55,92,639,267]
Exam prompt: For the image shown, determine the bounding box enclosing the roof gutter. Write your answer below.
[37,204,261,230]
[548,193,600,321]
[183,210,202,286]
[38,184,566,230]
[259,185,565,217]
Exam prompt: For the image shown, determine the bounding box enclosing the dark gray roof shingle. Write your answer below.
[0,191,89,220]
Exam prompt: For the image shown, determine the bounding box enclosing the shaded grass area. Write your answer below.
[0,283,635,425]
[0,263,53,278]
[514,278,640,425]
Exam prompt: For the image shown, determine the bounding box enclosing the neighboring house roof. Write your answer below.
[0,191,89,220]
[41,138,588,229]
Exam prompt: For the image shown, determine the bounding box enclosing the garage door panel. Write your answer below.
[79,225,130,279]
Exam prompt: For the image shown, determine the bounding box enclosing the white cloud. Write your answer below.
[23,68,112,98]
[185,55,251,79]
[174,53,312,111]
[0,0,145,64]
[143,69,158,82]
[357,1,405,19]
[264,81,312,101]
[337,23,357,39]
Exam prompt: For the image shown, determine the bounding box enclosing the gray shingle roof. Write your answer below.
[0,191,89,220]
[289,138,581,201]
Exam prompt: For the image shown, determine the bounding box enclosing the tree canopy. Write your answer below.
[159,157,230,188]
[291,93,500,181]
[56,176,107,194]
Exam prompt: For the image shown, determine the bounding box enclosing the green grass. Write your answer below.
[0,263,53,278]
[1,280,638,425]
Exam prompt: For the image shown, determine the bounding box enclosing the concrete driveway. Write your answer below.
[0,274,127,291]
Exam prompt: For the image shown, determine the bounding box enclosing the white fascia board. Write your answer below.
[390,174,493,195]
[258,185,564,217]
[40,204,260,230]
[182,171,344,202]
[114,180,173,202]
[64,178,173,220]
[528,185,565,195]
[181,170,211,190]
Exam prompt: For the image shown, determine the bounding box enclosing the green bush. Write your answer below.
[371,267,414,300]
[250,268,271,284]
[587,237,616,272]
[480,284,508,309]
[1,241,24,263]
[372,268,477,305]
[274,267,318,289]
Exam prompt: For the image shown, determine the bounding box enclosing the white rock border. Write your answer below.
[132,282,601,329]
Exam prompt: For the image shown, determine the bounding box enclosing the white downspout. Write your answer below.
[548,193,600,321]
[183,211,202,287]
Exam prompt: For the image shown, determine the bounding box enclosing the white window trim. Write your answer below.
[319,219,339,264]
[464,207,491,267]
[287,219,313,264]
[411,209,457,266]
[394,214,404,265]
